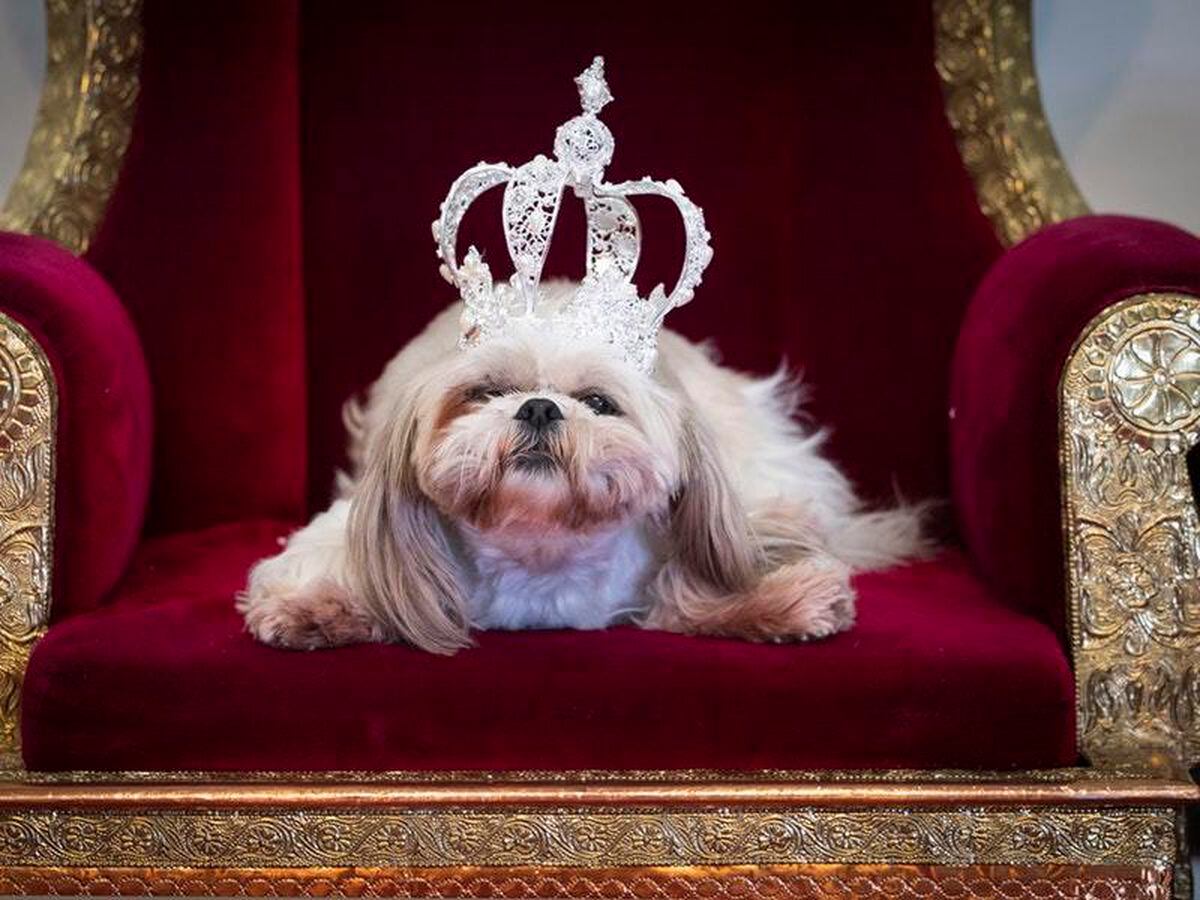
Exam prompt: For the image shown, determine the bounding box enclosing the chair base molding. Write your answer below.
[0,772,1192,896]
[0,863,1175,898]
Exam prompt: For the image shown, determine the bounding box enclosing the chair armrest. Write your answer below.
[0,232,152,620]
[950,215,1200,628]
[950,215,1200,768]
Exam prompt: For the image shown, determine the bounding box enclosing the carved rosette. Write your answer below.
[934,0,1089,246]
[0,0,142,255]
[0,315,55,761]
[1061,293,1200,767]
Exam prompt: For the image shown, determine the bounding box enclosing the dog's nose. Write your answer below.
[514,397,563,431]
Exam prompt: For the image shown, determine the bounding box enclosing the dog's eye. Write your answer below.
[465,384,509,402]
[578,392,620,416]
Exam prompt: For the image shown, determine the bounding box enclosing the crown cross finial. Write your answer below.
[432,58,713,372]
[575,56,613,114]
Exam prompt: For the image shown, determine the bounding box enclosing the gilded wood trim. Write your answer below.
[0,806,1177,868]
[0,0,142,254]
[0,775,1195,809]
[0,863,1176,898]
[1061,292,1200,768]
[934,0,1089,246]
[0,765,1187,785]
[0,314,55,764]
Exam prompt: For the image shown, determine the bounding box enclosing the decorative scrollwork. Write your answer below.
[0,315,55,763]
[934,0,1089,246]
[1061,293,1200,767]
[0,807,1174,868]
[0,863,1175,899]
[0,0,142,255]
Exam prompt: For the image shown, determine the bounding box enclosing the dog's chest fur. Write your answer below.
[459,523,655,630]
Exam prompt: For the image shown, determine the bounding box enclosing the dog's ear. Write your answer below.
[346,393,472,654]
[663,413,762,597]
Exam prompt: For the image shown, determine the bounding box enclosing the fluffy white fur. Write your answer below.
[238,291,927,653]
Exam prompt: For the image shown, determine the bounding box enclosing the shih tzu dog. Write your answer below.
[238,58,926,653]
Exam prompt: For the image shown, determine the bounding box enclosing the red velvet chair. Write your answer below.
[0,1,1197,896]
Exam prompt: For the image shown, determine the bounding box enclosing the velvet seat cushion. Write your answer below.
[22,520,1076,771]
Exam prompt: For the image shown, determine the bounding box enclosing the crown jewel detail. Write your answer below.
[432,57,713,372]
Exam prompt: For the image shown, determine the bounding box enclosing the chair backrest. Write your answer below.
[84,0,1006,537]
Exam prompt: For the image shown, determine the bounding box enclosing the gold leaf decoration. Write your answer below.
[1062,293,1200,767]
[0,315,55,760]
[934,0,1089,245]
[0,807,1175,868]
[0,863,1176,899]
[0,0,142,255]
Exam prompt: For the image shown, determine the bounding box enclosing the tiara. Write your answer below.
[432,57,713,372]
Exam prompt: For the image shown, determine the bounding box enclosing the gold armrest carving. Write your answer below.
[1062,292,1200,768]
[934,0,1089,247]
[0,0,142,255]
[0,314,55,766]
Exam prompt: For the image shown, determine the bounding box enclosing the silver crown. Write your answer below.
[432,57,713,372]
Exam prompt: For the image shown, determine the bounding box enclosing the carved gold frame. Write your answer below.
[0,768,1190,897]
[1061,293,1200,769]
[934,0,1090,245]
[0,0,142,254]
[0,864,1177,898]
[1,1,1197,898]
[0,315,54,766]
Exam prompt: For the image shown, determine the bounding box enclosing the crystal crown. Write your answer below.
[432,57,713,372]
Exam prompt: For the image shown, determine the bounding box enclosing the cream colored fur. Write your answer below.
[239,293,927,653]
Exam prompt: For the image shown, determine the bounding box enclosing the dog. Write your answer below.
[238,286,926,654]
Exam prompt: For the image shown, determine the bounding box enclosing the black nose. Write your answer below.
[514,397,563,431]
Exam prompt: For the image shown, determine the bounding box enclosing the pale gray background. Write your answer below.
[0,0,44,201]
[1034,0,1200,233]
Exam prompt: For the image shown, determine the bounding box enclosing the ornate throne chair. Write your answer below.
[0,0,1199,895]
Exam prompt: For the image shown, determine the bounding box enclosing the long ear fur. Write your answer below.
[346,395,472,654]
[649,414,762,610]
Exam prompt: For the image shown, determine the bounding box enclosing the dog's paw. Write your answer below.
[237,579,380,650]
[756,555,855,641]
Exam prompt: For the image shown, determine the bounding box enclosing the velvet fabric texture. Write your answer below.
[69,0,1003,539]
[299,0,1003,517]
[951,216,1200,631]
[84,0,306,535]
[21,520,1076,771]
[0,233,152,618]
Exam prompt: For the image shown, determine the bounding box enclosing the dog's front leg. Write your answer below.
[644,551,856,643]
[238,500,382,650]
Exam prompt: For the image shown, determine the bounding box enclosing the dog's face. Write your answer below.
[347,318,766,652]
[407,327,683,534]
